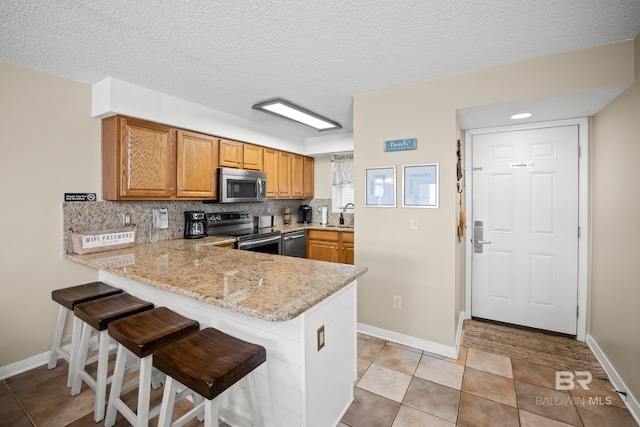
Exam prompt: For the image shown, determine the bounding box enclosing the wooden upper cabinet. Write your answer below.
[176,130,217,199]
[263,148,279,198]
[218,139,243,168]
[243,143,264,171]
[278,151,292,198]
[303,156,314,198]
[292,154,304,198]
[103,115,176,200]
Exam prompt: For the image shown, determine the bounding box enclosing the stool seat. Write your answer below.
[74,293,154,332]
[52,281,123,311]
[154,327,266,400]
[107,307,200,358]
[105,307,199,427]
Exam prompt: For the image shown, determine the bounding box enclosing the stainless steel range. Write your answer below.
[206,211,281,254]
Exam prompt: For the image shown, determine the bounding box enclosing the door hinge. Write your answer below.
[578,226,581,238]
[577,305,580,318]
[578,146,582,159]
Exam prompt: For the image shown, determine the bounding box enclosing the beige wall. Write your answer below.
[590,33,640,401]
[0,62,101,367]
[313,155,333,199]
[354,39,636,347]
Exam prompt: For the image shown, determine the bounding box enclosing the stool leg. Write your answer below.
[66,315,84,387]
[71,322,92,395]
[136,354,153,427]
[242,374,264,427]
[48,306,67,369]
[105,344,128,427]
[204,397,220,427]
[157,376,178,427]
[93,329,110,422]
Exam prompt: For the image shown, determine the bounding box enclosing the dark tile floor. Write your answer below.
[0,328,637,426]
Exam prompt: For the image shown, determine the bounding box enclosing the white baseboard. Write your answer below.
[358,312,465,360]
[0,351,50,380]
[587,334,640,425]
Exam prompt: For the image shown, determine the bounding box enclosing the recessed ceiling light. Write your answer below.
[510,112,533,120]
[252,98,342,131]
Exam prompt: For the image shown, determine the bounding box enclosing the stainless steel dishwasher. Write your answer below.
[281,230,306,258]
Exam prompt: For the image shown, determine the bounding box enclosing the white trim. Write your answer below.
[587,334,640,425]
[358,314,464,360]
[0,350,52,380]
[464,118,589,341]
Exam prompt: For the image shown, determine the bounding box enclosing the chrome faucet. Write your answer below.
[340,203,354,225]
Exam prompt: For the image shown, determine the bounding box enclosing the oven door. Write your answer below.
[236,234,282,255]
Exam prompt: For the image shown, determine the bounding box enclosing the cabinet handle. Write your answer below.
[169,187,174,192]
[179,188,183,191]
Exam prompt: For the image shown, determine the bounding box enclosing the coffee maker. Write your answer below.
[184,211,206,239]
[298,205,312,224]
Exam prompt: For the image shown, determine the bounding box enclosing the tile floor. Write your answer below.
[340,333,637,427]
[0,328,637,426]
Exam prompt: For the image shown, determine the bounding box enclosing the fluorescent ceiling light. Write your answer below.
[510,112,533,120]
[252,98,342,131]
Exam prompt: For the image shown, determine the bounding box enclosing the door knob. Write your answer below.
[473,221,491,253]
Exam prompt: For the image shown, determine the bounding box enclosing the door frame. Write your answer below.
[464,118,589,341]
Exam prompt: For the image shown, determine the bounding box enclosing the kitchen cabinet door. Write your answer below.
[263,148,279,198]
[278,151,292,198]
[218,139,243,168]
[103,115,176,200]
[292,154,304,198]
[176,130,217,199]
[340,232,354,265]
[303,156,314,198]
[243,143,264,171]
[307,240,340,263]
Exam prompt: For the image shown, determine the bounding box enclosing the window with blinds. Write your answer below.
[332,154,354,212]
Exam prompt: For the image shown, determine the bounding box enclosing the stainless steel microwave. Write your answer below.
[214,167,267,203]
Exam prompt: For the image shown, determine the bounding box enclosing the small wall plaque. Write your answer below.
[65,193,96,202]
[384,138,417,152]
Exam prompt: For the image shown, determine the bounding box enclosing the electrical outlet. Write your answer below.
[410,217,419,229]
[122,213,131,226]
[317,325,325,351]
[393,295,402,309]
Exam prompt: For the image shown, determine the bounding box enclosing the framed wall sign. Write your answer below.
[365,166,396,207]
[403,163,439,208]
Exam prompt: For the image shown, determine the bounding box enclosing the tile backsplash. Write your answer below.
[62,198,353,253]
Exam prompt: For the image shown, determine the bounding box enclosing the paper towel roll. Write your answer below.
[321,207,327,225]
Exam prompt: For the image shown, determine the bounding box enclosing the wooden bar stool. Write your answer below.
[48,281,123,387]
[153,327,266,427]
[104,307,200,427]
[71,293,154,422]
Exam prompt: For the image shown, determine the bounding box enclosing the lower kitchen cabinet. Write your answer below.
[307,230,354,265]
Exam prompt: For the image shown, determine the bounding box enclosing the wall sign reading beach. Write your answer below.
[384,138,417,152]
[403,164,439,208]
[365,166,396,207]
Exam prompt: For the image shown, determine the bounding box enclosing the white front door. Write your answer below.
[471,125,579,335]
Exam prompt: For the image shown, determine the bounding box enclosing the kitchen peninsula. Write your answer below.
[64,237,367,427]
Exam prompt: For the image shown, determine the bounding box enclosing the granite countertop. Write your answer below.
[64,236,366,322]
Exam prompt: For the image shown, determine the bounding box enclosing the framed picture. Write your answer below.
[365,166,396,207]
[403,163,439,208]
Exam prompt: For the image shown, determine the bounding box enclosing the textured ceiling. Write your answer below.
[1,0,639,138]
